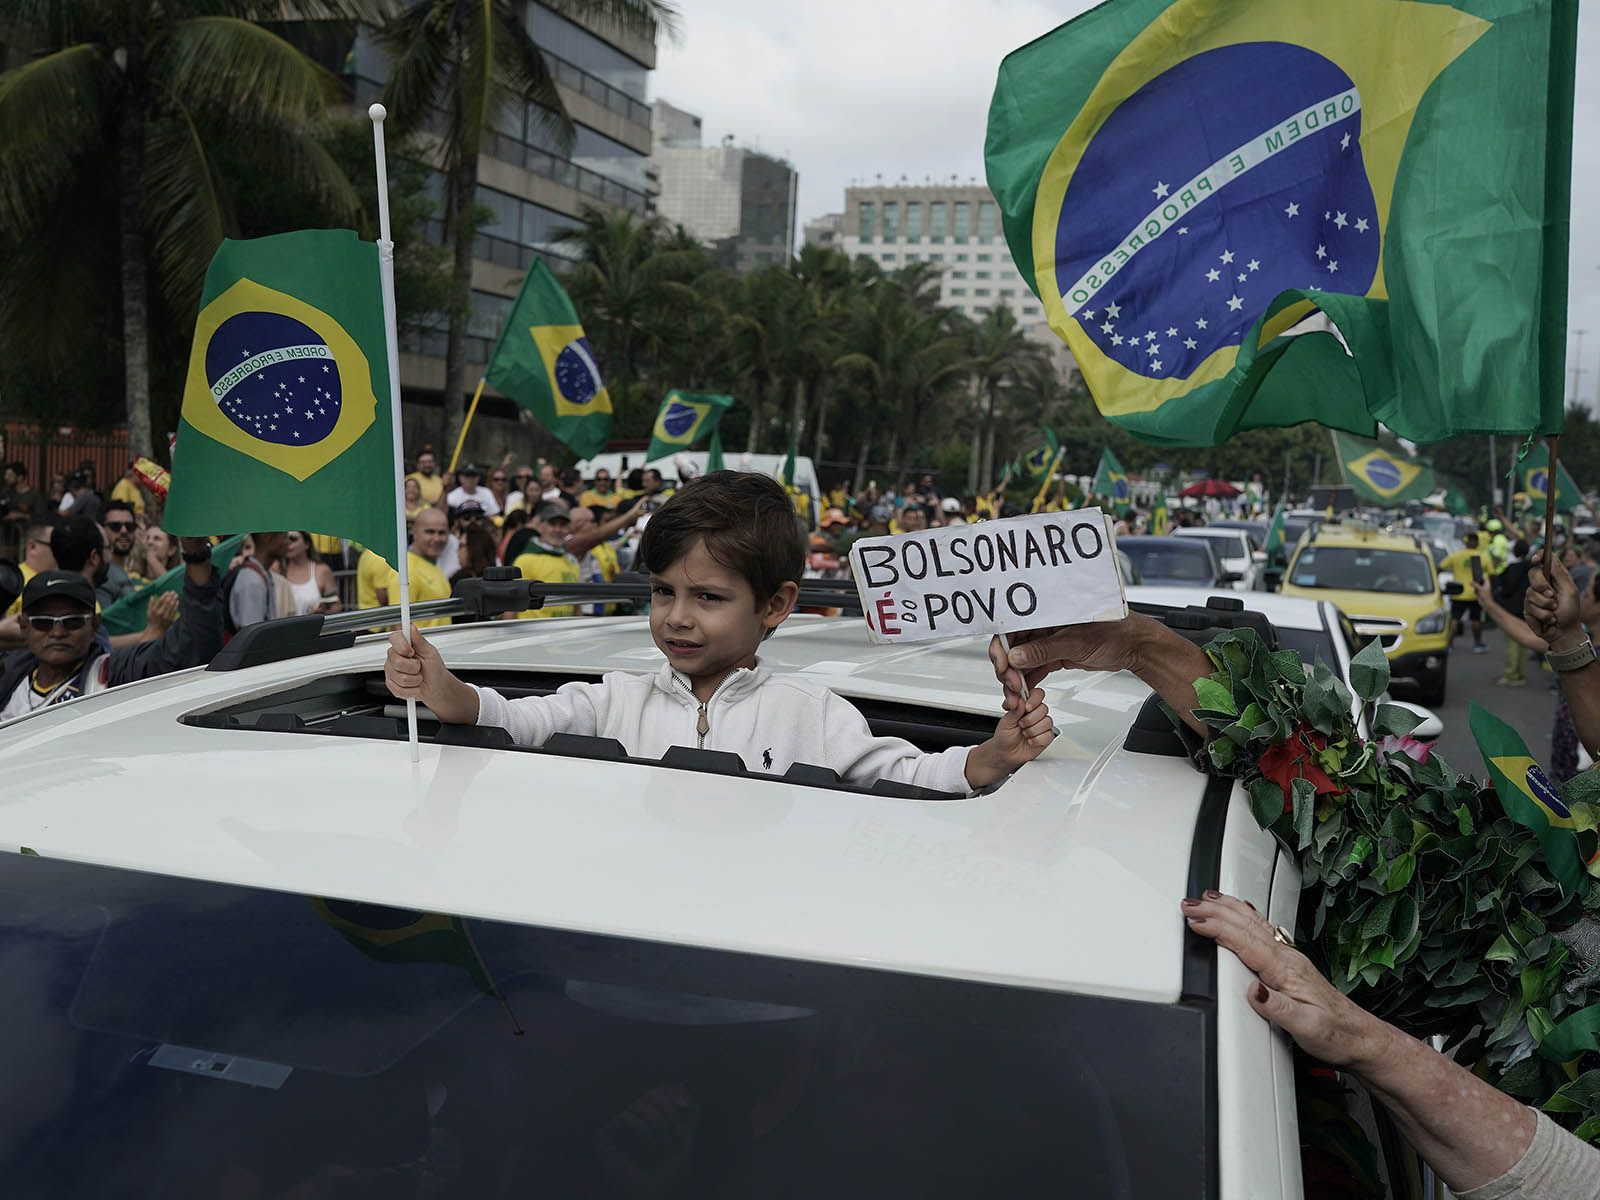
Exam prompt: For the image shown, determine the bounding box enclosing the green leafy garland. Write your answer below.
[1190,629,1600,1140]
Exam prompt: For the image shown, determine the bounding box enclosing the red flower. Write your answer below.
[1258,722,1344,812]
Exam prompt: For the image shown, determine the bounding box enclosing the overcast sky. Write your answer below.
[653,1,1600,409]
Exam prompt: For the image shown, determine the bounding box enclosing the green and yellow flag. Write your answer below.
[165,231,399,563]
[1149,494,1169,535]
[484,260,612,459]
[985,0,1576,447]
[101,536,245,636]
[1263,501,1288,563]
[1093,447,1130,504]
[1516,441,1583,510]
[310,897,492,995]
[646,390,734,462]
[1471,704,1599,897]
[1332,432,1435,505]
[1020,428,1062,478]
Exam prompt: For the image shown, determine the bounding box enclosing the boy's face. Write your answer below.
[649,538,796,680]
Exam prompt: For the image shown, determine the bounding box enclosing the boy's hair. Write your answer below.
[51,516,103,571]
[636,471,805,602]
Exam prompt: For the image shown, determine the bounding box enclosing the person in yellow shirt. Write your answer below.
[579,467,622,510]
[402,509,452,628]
[513,502,580,619]
[108,465,146,516]
[4,521,57,618]
[1439,532,1491,652]
[356,547,394,611]
[406,450,444,507]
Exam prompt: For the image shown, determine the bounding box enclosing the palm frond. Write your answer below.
[142,110,230,316]
[0,44,113,234]
[377,0,453,141]
[536,0,680,44]
[157,15,339,124]
[493,0,571,153]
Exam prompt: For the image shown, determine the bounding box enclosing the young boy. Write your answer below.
[385,472,1054,793]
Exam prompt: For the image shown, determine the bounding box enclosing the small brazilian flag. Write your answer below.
[165,231,399,564]
[1516,441,1582,511]
[1021,428,1061,478]
[484,259,612,459]
[1263,501,1288,563]
[1149,494,1169,535]
[310,897,493,995]
[1093,447,1130,504]
[985,0,1576,447]
[1332,431,1435,504]
[646,390,734,462]
[1471,704,1598,896]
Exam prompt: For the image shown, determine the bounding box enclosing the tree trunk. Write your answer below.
[440,115,479,460]
[788,376,807,452]
[966,381,983,494]
[981,383,1000,491]
[118,76,153,458]
[745,381,765,452]
[811,380,830,465]
[884,427,901,483]
[852,426,873,493]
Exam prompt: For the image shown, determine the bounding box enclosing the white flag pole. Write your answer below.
[369,103,420,762]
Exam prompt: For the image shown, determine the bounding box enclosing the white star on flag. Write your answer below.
[1247,259,1260,272]
[1166,326,1178,337]
[1147,344,1160,356]
[1153,181,1170,198]
[1315,245,1327,260]
[1101,322,1114,334]
[323,365,330,372]
[1328,260,1340,273]
[1333,212,1348,229]
[1237,272,1247,283]
[1340,132,1351,150]
[1177,227,1189,235]
[1151,360,1162,371]
[1206,268,1221,282]
[1226,295,1244,311]
[1220,250,1235,264]
[1284,202,1300,218]
[1355,218,1370,233]
[1196,318,1208,330]
[1111,333,1123,346]
[1146,331,1158,342]
[1105,303,1121,318]
[1083,310,1096,321]
[1184,337,1198,349]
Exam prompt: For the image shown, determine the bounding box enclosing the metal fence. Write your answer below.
[0,419,131,558]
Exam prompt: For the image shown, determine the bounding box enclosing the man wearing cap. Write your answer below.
[0,537,223,721]
[446,464,500,518]
[939,496,967,526]
[513,502,581,619]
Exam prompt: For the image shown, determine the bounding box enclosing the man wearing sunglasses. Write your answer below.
[0,536,224,722]
[98,501,140,607]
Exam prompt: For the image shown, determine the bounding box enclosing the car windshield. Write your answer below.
[1288,546,1434,595]
[1182,531,1249,559]
[0,853,1211,1198]
[1121,541,1216,582]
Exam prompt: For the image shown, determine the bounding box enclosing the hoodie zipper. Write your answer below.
[675,672,740,749]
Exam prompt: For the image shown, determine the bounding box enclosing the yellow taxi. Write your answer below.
[1280,521,1453,704]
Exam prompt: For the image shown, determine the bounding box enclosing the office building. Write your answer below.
[651,100,798,272]
[343,4,658,398]
[803,212,844,251]
[840,183,1067,362]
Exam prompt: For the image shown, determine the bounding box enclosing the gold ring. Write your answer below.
[1271,924,1295,948]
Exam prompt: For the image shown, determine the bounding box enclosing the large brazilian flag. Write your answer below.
[165,230,399,564]
[985,0,1576,447]
[1515,441,1583,510]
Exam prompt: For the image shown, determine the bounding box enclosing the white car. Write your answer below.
[0,582,1433,1196]
[1174,527,1257,591]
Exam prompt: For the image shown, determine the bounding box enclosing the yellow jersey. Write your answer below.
[5,562,37,617]
[406,471,443,505]
[109,477,146,515]
[579,488,621,510]
[1440,546,1490,588]
[513,543,580,619]
[356,549,394,611]
[404,551,452,628]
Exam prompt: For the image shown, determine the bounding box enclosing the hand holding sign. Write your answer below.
[851,509,1127,645]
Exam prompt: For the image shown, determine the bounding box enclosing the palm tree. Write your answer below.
[379,0,674,453]
[0,0,363,455]
[966,306,1047,491]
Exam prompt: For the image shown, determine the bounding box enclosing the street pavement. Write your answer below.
[1388,621,1561,776]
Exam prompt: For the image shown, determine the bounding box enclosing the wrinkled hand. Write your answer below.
[1182,892,1385,1071]
[1526,549,1582,647]
[145,590,179,634]
[988,618,1146,712]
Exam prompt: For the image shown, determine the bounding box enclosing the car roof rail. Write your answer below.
[209,568,866,671]
[1129,595,1280,650]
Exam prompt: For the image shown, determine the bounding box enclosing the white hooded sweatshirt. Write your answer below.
[474,661,972,794]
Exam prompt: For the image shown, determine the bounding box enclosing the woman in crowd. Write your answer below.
[404,476,428,525]
[127,525,180,584]
[276,530,340,615]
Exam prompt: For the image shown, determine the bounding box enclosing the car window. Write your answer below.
[1288,547,1434,595]
[1272,627,1339,678]
[1183,531,1249,558]
[0,852,1213,1198]
[1122,542,1217,581]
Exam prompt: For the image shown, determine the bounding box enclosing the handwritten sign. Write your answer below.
[850,508,1127,645]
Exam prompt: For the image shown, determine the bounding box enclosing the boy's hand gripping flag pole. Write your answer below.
[369,103,420,762]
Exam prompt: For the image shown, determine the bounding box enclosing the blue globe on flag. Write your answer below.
[1526,764,1571,819]
[1055,42,1381,381]
[1529,468,1550,497]
[203,311,341,447]
[660,399,701,440]
[1362,458,1402,491]
[552,336,604,408]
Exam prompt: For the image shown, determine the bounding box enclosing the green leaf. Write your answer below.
[1544,1070,1600,1114]
[1292,777,1316,850]
[1345,834,1375,870]
[1360,895,1398,940]
[1270,649,1306,681]
[1349,639,1391,703]
[1192,677,1238,716]
[1373,703,1424,738]
[18,846,37,857]
[1249,777,1286,829]
[1453,804,1476,836]
[1384,852,1417,892]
